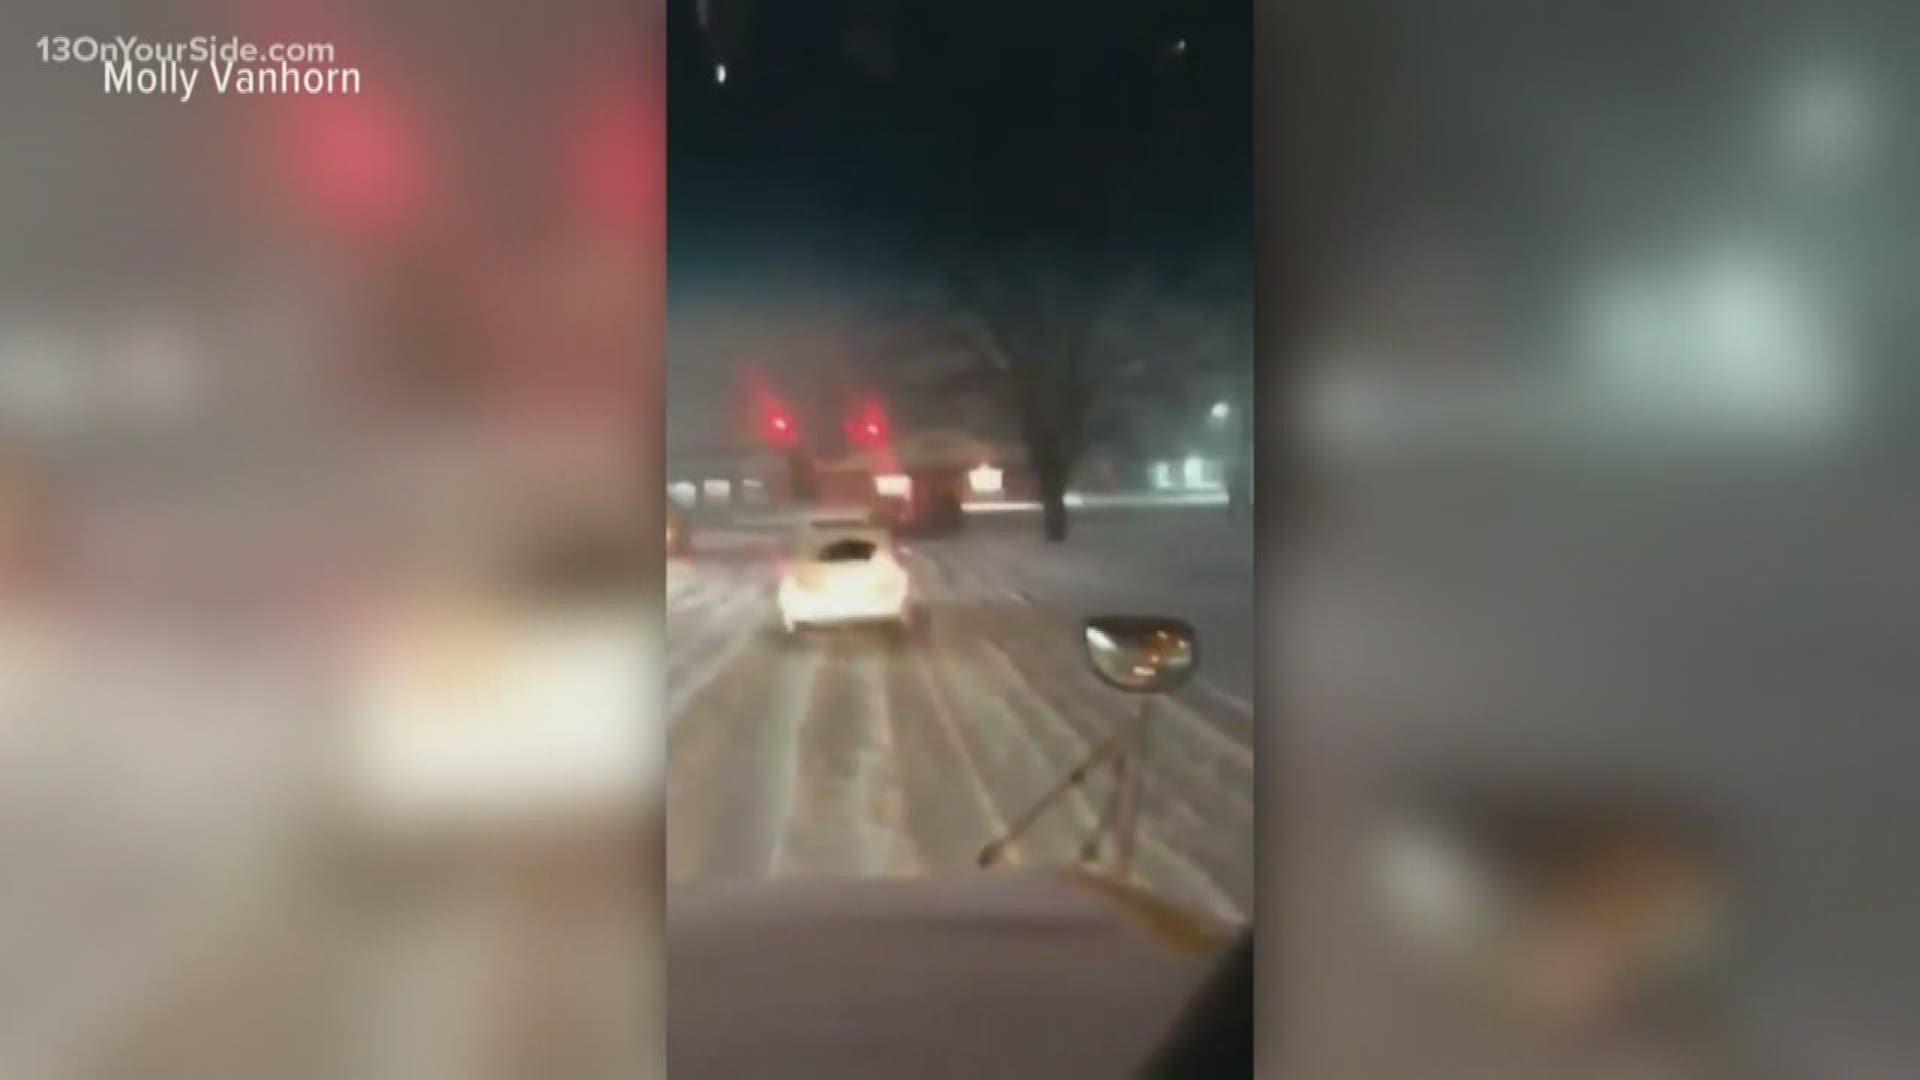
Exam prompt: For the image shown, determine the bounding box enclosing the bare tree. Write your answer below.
[912,246,1242,542]
[846,3,1249,540]
[940,256,1111,541]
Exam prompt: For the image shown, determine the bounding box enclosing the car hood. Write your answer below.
[666,868,1230,1080]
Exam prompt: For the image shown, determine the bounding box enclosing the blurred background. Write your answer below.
[1,1,662,1077]
[1269,1,1917,1075]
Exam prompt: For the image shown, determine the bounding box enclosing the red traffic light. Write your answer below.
[764,405,798,447]
[846,396,889,447]
[750,375,800,447]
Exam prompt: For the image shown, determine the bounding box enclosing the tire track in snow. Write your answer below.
[908,562,1244,914]
[908,580,1098,864]
[773,636,918,879]
[857,649,919,877]
[910,564,1251,914]
[972,636,1246,921]
[922,600,1107,859]
[922,540,1256,748]
[955,591,1256,805]
[985,635,1254,825]
[665,591,770,731]
[897,562,1046,867]
[886,640,1013,869]
[666,637,822,883]
[665,563,778,730]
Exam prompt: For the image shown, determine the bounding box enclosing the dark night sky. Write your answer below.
[666,0,1252,453]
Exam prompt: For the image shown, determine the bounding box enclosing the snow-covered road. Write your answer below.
[665,512,1256,923]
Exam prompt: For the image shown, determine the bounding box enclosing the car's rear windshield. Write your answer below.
[813,539,879,563]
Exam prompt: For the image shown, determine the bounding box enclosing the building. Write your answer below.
[667,427,1034,513]
[666,445,788,511]
[815,428,1031,507]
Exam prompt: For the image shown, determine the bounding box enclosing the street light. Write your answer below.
[714,63,728,86]
[1209,401,1231,423]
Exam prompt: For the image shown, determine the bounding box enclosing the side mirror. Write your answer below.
[1081,616,1197,694]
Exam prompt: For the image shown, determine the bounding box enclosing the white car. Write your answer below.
[777,524,914,632]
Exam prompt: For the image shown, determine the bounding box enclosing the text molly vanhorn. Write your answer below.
[101,57,361,102]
